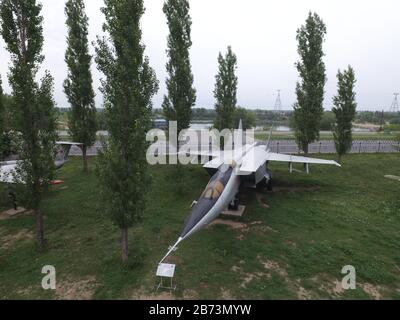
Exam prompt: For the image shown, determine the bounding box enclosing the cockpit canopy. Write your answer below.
[201,166,233,201]
[180,165,234,239]
[202,180,225,199]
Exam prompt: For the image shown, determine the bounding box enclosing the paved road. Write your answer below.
[70,139,400,156]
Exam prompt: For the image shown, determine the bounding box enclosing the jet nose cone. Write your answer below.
[180,199,215,239]
[180,166,233,239]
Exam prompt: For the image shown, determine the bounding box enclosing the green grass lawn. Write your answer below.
[1,154,400,299]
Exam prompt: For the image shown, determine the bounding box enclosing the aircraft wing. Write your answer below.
[1,142,83,184]
[238,145,269,174]
[180,149,221,158]
[0,162,18,184]
[266,153,341,167]
[238,147,341,175]
[56,141,83,146]
[203,156,226,170]
[202,150,241,170]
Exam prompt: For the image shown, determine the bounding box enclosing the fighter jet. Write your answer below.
[159,123,341,264]
[0,141,82,184]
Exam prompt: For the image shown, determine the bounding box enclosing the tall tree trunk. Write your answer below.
[35,208,45,251]
[303,142,309,156]
[82,145,88,173]
[176,163,185,194]
[303,143,309,172]
[121,227,129,263]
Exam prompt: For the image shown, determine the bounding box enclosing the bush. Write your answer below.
[0,132,16,160]
[384,124,400,132]
[234,107,256,130]
[390,118,400,125]
[96,110,108,131]
[320,112,336,131]
[0,184,10,209]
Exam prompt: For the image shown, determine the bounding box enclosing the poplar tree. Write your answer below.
[214,46,238,131]
[0,75,5,206]
[64,0,97,173]
[0,0,58,250]
[162,0,196,134]
[0,79,13,160]
[95,0,158,263]
[0,75,4,160]
[293,12,327,154]
[332,66,357,162]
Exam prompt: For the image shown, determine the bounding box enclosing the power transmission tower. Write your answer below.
[274,90,282,112]
[390,93,399,112]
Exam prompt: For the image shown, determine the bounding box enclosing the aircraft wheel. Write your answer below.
[228,196,240,211]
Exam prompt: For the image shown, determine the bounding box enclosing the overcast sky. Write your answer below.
[1,0,399,111]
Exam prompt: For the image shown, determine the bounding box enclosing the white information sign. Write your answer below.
[156,263,176,278]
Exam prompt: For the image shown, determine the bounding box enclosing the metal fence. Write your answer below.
[268,140,400,155]
[71,140,400,156]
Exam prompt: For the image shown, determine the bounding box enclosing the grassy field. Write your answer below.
[255,131,399,141]
[1,154,400,299]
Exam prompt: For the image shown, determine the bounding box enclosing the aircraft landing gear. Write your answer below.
[228,194,240,211]
[257,172,273,192]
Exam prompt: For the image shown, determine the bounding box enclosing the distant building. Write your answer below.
[153,119,168,130]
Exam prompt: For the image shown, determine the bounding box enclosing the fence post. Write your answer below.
[359,142,362,153]
[277,141,280,154]
[319,142,322,154]
[377,142,381,153]
[398,141,400,153]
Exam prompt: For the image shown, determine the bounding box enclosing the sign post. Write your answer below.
[156,263,177,292]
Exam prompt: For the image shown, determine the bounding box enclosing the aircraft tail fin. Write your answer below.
[55,142,82,168]
[55,143,72,163]
[238,119,243,131]
[236,119,247,147]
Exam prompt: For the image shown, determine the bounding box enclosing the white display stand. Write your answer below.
[156,263,177,292]
[221,205,246,218]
